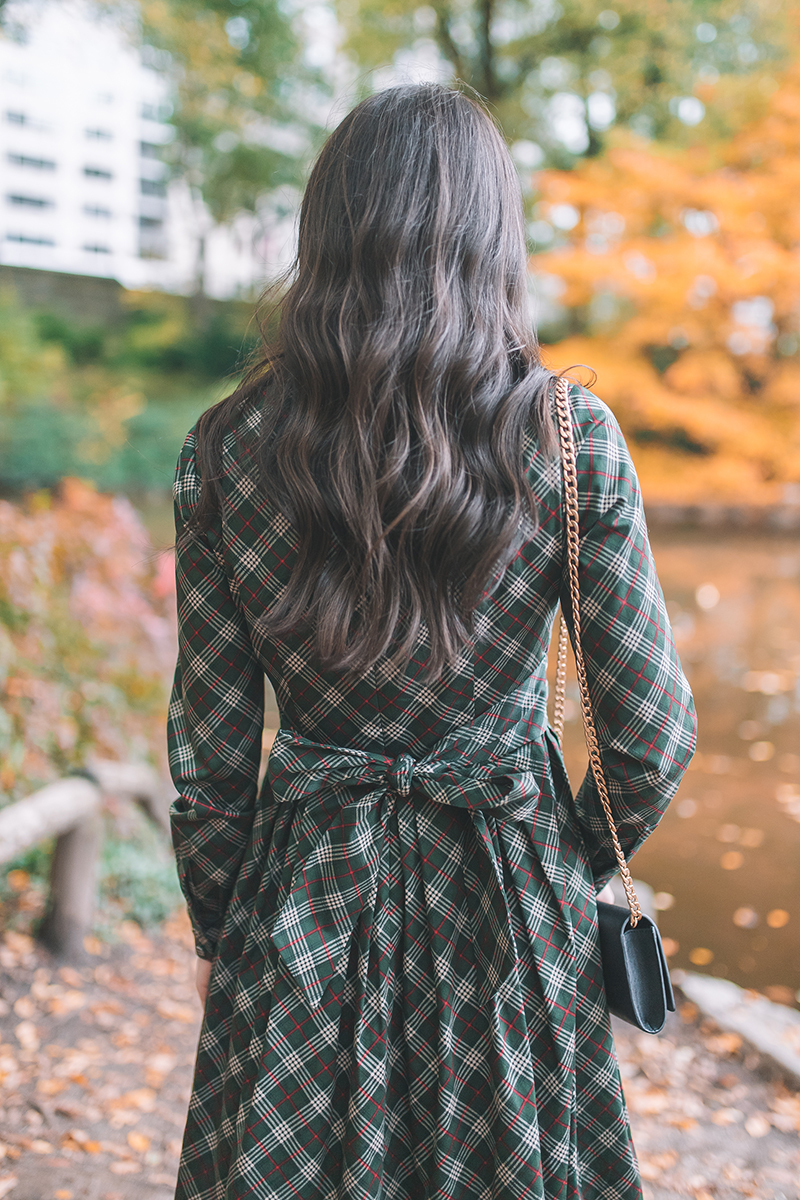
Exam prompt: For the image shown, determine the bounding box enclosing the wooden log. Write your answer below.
[88,759,175,834]
[0,777,100,865]
[40,814,102,958]
[0,765,176,960]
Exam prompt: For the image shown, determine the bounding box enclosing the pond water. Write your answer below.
[557,531,800,1002]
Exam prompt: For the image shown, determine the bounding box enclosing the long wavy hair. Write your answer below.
[192,84,556,678]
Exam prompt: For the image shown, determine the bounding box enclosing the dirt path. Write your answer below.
[1,916,798,1200]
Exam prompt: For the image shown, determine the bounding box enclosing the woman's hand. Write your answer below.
[195,957,213,1006]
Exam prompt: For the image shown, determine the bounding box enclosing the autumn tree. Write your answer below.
[531,39,800,503]
[338,0,790,164]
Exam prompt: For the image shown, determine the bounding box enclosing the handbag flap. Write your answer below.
[620,917,670,1033]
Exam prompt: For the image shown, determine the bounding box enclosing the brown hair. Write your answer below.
[192,84,555,678]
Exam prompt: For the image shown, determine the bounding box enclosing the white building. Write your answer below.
[0,0,271,296]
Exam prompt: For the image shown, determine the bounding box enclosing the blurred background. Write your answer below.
[1,0,800,1005]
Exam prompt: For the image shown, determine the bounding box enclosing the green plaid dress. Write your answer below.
[168,385,696,1200]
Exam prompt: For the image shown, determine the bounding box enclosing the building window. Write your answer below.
[84,167,113,180]
[83,244,111,254]
[84,205,113,218]
[86,128,113,140]
[140,178,167,197]
[7,194,53,208]
[141,101,172,122]
[5,233,55,245]
[5,111,27,125]
[8,153,56,170]
[139,216,163,229]
[139,141,163,159]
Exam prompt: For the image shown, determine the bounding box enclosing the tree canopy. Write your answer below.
[533,32,800,502]
[118,0,321,291]
[138,0,311,217]
[339,0,790,162]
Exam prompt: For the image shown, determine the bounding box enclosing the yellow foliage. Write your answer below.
[535,39,800,503]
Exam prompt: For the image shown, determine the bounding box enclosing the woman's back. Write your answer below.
[169,379,695,1199]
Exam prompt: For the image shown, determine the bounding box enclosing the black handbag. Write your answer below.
[552,377,676,1035]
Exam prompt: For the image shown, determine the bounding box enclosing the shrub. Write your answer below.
[0,479,174,803]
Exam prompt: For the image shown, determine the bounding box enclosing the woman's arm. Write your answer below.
[563,390,697,889]
[167,429,265,961]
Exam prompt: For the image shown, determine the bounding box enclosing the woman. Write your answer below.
[168,84,696,1200]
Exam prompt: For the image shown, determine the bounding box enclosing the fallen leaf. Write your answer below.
[117,1088,156,1112]
[48,991,86,1016]
[704,1033,742,1055]
[30,1140,53,1155]
[145,1053,176,1075]
[58,968,83,988]
[53,1103,82,1119]
[770,1094,800,1118]
[54,1191,73,1199]
[628,1089,672,1115]
[667,1116,698,1130]
[769,1111,798,1132]
[37,1078,67,1096]
[108,1109,139,1129]
[127,1132,150,1153]
[89,1000,125,1017]
[4,933,33,955]
[0,1176,18,1198]
[143,957,175,977]
[638,1150,678,1180]
[12,997,35,1020]
[744,1113,771,1138]
[156,998,195,1023]
[14,1022,39,1052]
[710,1107,743,1125]
[61,1130,101,1155]
[109,1161,140,1175]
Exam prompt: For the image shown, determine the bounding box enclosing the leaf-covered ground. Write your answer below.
[0,913,798,1200]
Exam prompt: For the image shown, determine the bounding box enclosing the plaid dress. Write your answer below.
[168,384,696,1200]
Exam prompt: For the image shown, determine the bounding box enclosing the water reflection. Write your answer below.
[557,531,800,1001]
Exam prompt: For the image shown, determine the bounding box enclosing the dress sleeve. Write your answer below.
[562,392,697,890]
[167,429,264,959]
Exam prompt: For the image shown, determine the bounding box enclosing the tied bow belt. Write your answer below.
[267,723,554,1010]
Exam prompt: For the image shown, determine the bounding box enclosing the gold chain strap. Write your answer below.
[552,611,569,745]
[553,376,642,926]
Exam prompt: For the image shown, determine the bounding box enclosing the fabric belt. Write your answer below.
[267,723,545,1009]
